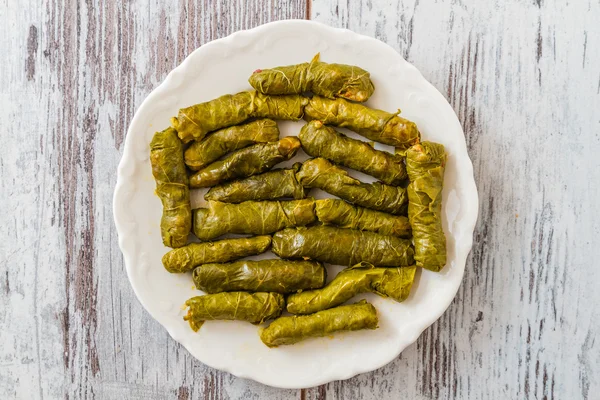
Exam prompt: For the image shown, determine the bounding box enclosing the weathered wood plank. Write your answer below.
[311,0,600,399]
[1,0,599,399]
[0,1,306,399]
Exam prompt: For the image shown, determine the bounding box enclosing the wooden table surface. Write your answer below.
[1,0,599,398]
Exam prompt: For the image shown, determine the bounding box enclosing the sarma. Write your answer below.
[205,164,306,203]
[287,262,417,314]
[162,235,271,273]
[272,226,414,267]
[315,199,411,237]
[184,292,284,331]
[406,141,447,271]
[249,53,375,102]
[172,91,308,143]
[189,137,301,188]
[193,199,316,241]
[296,158,407,215]
[184,119,279,170]
[193,259,326,294]
[260,300,378,347]
[298,120,407,185]
[304,96,420,150]
[149,127,192,248]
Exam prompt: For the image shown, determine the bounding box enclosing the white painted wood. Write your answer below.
[312,0,600,398]
[1,0,598,398]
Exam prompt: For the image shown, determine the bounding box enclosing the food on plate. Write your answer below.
[184,292,285,331]
[287,262,417,314]
[189,137,301,188]
[249,53,375,102]
[161,236,271,273]
[304,96,420,149]
[140,56,458,350]
[192,199,316,241]
[193,259,326,294]
[260,300,378,347]
[184,119,279,170]
[296,158,407,215]
[315,199,411,237]
[298,120,407,185]
[205,164,306,203]
[149,127,192,248]
[172,91,308,143]
[406,141,448,271]
[272,226,414,267]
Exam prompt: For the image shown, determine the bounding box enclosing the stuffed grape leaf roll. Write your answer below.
[184,292,284,331]
[193,259,326,294]
[272,226,414,267]
[260,300,378,347]
[162,235,271,273]
[189,137,301,188]
[149,127,192,248]
[296,158,407,215]
[304,96,420,150]
[205,164,306,203]
[249,53,375,102]
[287,262,417,314]
[298,120,407,185]
[193,199,316,241]
[172,91,308,143]
[315,199,411,237]
[184,119,280,171]
[406,141,448,271]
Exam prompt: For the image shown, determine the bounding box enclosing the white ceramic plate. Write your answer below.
[113,20,478,389]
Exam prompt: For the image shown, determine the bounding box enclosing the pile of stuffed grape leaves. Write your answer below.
[146,54,448,347]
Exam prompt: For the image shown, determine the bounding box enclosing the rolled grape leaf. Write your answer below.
[184,292,284,331]
[272,226,414,267]
[260,300,378,347]
[315,199,411,237]
[287,262,417,314]
[298,120,407,185]
[193,199,316,241]
[205,164,306,203]
[189,137,301,188]
[149,127,192,248]
[252,92,309,120]
[296,158,407,215]
[184,119,280,171]
[162,235,271,273]
[406,141,447,271]
[249,53,375,102]
[193,259,326,294]
[304,96,420,149]
[172,91,308,143]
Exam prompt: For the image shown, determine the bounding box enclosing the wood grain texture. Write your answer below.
[0,0,598,399]
[311,0,600,398]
